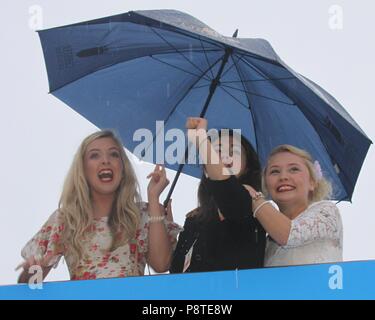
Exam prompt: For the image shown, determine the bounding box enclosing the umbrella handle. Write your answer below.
[163,160,185,209]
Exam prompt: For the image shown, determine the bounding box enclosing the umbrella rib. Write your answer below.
[100,43,221,55]
[143,55,225,154]
[230,54,260,152]
[230,53,252,104]
[236,54,288,80]
[219,53,246,79]
[220,84,295,106]
[236,54,354,200]
[149,48,222,82]
[162,55,224,125]
[142,20,225,51]
[231,54,298,105]
[235,49,286,68]
[149,26,214,80]
[221,76,296,84]
[199,36,215,80]
[133,13,282,68]
[158,29,285,70]
[149,55,210,80]
[218,85,252,111]
[191,83,211,90]
[235,54,298,97]
[49,48,218,93]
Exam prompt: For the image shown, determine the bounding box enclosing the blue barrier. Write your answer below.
[1,260,374,300]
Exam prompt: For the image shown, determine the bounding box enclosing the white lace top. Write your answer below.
[265,200,343,267]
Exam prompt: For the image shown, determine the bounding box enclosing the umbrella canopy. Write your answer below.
[38,9,371,201]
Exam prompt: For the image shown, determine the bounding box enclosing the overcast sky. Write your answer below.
[0,0,374,285]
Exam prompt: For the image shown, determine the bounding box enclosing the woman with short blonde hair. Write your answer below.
[244,144,343,267]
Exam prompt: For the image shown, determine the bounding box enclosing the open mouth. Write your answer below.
[223,162,233,169]
[222,156,234,169]
[98,169,114,182]
[277,185,295,192]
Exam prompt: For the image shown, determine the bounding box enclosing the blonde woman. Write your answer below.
[17,130,181,282]
[243,145,343,267]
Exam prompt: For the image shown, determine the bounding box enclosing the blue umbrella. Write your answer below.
[38,9,371,202]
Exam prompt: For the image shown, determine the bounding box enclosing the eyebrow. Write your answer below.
[87,147,120,153]
[288,163,302,167]
[268,165,279,170]
[269,163,302,169]
[87,148,100,153]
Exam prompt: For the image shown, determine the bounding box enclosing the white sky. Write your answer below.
[0,0,374,286]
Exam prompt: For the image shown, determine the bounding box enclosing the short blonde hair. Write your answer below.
[262,144,332,203]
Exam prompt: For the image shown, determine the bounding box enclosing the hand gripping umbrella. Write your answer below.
[37,9,372,204]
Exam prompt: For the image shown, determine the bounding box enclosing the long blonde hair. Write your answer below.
[262,144,332,203]
[58,130,141,269]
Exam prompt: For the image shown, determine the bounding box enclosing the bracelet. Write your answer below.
[147,215,165,223]
[251,191,265,201]
[253,200,272,218]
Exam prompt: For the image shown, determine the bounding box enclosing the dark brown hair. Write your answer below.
[196,130,261,222]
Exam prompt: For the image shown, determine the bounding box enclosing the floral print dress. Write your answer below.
[21,203,182,280]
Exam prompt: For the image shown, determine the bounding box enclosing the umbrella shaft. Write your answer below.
[164,48,233,208]
[200,47,232,118]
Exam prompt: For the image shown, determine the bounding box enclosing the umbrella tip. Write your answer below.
[232,29,238,38]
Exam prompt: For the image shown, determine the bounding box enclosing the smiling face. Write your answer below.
[265,151,316,208]
[83,137,124,199]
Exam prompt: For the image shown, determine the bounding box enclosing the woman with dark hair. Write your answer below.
[170,118,266,273]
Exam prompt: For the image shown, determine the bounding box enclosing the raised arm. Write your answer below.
[146,165,173,273]
[242,186,340,248]
[186,117,230,181]
[186,117,252,220]
[243,184,291,245]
